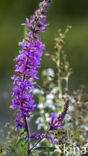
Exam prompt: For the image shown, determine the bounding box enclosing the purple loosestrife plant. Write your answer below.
[10,0,70,155]
[11,0,52,131]
[11,0,53,155]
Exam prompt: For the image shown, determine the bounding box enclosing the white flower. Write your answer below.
[33,88,44,95]
[35,117,44,124]
[42,68,55,80]
[65,114,72,121]
[45,99,53,105]
[68,95,75,103]
[47,68,55,77]
[33,88,40,94]
[38,103,44,109]
[45,99,53,107]
[51,87,59,94]
[69,105,74,112]
[52,105,56,110]
[80,125,88,131]
[46,117,51,122]
[36,116,48,130]
[37,123,44,130]
[59,94,62,99]
[46,93,55,100]
[45,113,49,118]
[45,99,56,110]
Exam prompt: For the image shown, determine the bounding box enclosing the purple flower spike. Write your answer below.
[10,0,52,131]
[48,100,69,132]
[58,100,70,122]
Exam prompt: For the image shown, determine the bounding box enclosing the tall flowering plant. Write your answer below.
[9,0,70,155]
[10,0,51,131]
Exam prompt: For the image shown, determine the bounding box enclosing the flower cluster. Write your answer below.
[10,0,52,131]
[57,99,69,122]
[49,100,69,131]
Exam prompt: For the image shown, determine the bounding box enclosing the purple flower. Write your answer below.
[48,100,69,132]
[10,0,52,131]
[49,113,62,131]
[46,135,56,142]
[30,133,40,139]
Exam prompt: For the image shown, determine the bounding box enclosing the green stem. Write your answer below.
[58,79,62,96]
[59,152,61,156]
[57,49,63,97]
[66,78,68,90]
[48,152,50,156]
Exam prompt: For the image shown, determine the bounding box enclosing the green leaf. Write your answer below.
[15,139,22,146]
[24,139,29,146]
[33,146,55,153]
